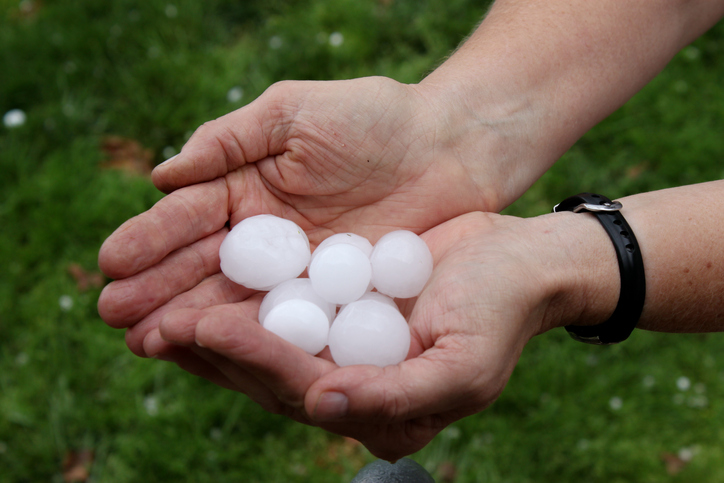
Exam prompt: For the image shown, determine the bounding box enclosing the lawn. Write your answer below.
[1,1,723,481]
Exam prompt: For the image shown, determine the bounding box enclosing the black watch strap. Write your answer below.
[553,193,646,345]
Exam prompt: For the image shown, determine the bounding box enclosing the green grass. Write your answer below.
[1,1,723,481]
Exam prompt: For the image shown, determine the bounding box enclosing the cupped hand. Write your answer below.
[153,76,491,238]
[145,212,562,461]
[98,76,498,352]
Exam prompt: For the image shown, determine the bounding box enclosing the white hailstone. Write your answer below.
[311,233,373,262]
[682,46,700,61]
[269,35,283,49]
[58,295,74,311]
[3,109,26,128]
[328,298,410,367]
[263,299,329,355]
[309,243,372,305]
[687,395,708,408]
[219,214,310,291]
[339,291,397,314]
[258,278,336,325]
[15,352,29,367]
[676,376,691,391]
[642,375,656,388]
[329,32,344,47]
[678,447,696,462]
[161,146,176,159]
[226,86,244,103]
[165,4,178,18]
[143,395,159,416]
[608,396,623,411]
[370,230,433,298]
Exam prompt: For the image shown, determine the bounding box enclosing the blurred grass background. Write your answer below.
[1,0,723,481]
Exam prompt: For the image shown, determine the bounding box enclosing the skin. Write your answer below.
[98,0,724,461]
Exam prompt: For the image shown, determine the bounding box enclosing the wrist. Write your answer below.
[412,78,552,213]
[506,212,622,336]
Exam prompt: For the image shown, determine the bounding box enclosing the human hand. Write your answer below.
[98,75,523,354]
[152,76,495,236]
[140,211,618,460]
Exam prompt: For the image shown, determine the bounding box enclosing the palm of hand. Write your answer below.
[97,78,513,462]
[148,213,542,461]
[99,77,481,350]
[155,76,483,243]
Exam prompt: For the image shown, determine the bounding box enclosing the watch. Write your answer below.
[553,193,646,344]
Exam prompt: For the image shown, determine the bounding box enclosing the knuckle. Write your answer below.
[264,79,296,97]
[377,384,412,423]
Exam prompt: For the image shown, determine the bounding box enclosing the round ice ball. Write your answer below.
[309,244,372,305]
[339,291,397,314]
[219,214,310,291]
[258,278,336,325]
[263,299,329,355]
[311,233,373,262]
[328,299,410,367]
[370,230,433,299]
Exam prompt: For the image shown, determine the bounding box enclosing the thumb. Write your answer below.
[152,81,298,193]
[305,345,505,424]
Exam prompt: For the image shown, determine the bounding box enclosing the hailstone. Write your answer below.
[311,233,373,262]
[258,278,336,325]
[309,243,372,305]
[328,298,410,367]
[219,214,310,291]
[370,230,432,298]
[263,299,329,355]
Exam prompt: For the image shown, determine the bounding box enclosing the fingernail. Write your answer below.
[313,392,348,421]
[143,330,166,358]
[158,154,177,167]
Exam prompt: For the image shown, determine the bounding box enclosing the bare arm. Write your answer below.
[153,180,724,461]
[418,0,724,209]
[541,180,724,334]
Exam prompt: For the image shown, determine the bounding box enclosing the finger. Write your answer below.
[98,178,229,279]
[152,82,297,193]
[305,338,503,425]
[188,345,311,424]
[98,228,227,328]
[142,332,239,392]
[157,293,264,348]
[157,308,206,347]
[159,303,324,423]
[124,272,254,357]
[193,303,337,409]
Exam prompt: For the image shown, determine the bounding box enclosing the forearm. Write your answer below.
[418,0,724,209]
[534,180,724,335]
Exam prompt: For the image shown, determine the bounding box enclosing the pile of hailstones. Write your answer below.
[219,215,433,368]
